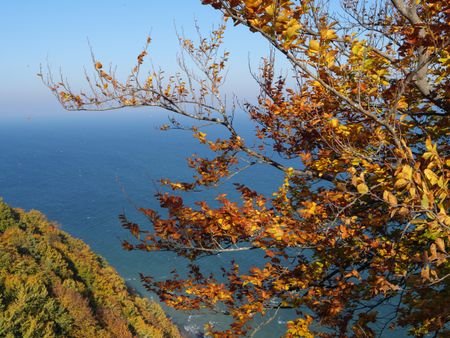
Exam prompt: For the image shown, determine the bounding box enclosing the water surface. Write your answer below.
[0,110,291,336]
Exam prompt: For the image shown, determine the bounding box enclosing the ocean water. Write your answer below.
[0,110,292,337]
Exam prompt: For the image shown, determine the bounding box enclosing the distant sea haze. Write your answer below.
[0,110,292,337]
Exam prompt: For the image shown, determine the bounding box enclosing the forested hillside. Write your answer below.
[0,199,181,338]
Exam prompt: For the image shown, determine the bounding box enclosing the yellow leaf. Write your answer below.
[430,243,437,259]
[321,29,338,40]
[265,4,275,16]
[421,194,429,209]
[421,265,430,281]
[424,169,439,186]
[309,40,320,53]
[436,238,446,253]
[397,99,408,109]
[398,207,409,216]
[286,20,301,39]
[401,165,413,180]
[325,51,336,67]
[395,179,409,189]
[286,167,295,176]
[351,42,365,56]
[425,137,433,152]
[423,152,433,160]
[383,191,398,206]
[357,183,369,194]
[330,118,339,128]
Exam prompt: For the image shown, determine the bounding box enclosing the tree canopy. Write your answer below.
[0,199,180,338]
[44,0,450,336]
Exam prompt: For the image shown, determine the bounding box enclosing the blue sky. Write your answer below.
[0,1,271,119]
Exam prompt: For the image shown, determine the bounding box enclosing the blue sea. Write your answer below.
[0,110,294,337]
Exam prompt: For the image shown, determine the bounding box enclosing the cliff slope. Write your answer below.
[0,199,181,338]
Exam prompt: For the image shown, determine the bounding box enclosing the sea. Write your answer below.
[0,109,293,337]
[0,108,412,337]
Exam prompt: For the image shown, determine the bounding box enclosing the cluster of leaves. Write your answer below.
[0,199,181,338]
[45,0,449,336]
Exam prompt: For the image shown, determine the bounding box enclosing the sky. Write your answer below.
[0,0,272,119]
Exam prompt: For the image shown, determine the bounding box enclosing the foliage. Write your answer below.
[0,199,181,338]
[0,198,20,232]
[44,0,449,336]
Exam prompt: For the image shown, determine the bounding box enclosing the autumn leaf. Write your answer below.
[357,183,369,194]
[308,39,320,53]
[383,190,398,206]
[320,29,337,40]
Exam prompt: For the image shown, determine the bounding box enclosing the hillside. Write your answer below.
[0,199,181,338]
